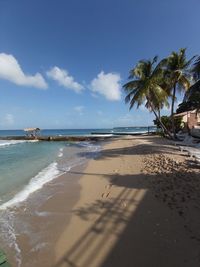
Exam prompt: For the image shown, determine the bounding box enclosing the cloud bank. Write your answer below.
[90,71,121,101]
[0,54,122,102]
[47,66,84,93]
[0,53,47,89]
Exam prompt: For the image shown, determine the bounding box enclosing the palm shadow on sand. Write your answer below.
[54,164,200,267]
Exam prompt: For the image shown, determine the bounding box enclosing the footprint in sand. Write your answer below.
[105,184,112,190]
[101,191,110,198]
[106,192,110,198]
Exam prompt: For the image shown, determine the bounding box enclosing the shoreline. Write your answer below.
[1,140,108,267]
[3,162,86,267]
[54,136,200,267]
[2,135,200,267]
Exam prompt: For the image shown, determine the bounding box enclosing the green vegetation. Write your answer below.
[160,48,195,138]
[153,115,183,134]
[123,48,200,139]
[123,56,172,138]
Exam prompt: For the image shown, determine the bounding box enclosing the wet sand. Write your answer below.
[54,136,200,267]
[4,164,84,267]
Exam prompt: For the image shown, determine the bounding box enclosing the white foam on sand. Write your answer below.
[0,162,61,210]
[0,211,22,267]
[0,161,62,267]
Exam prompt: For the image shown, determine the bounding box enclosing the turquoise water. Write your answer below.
[0,138,101,267]
[0,127,156,207]
[0,138,101,209]
[0,140,65,206]
[0,127,153,266]
[0,126,156,208]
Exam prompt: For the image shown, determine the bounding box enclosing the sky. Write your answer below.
[0,0,199,129]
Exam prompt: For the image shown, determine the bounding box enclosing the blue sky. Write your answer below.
[0,0,199,129]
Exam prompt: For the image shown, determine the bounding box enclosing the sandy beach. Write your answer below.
[51,135,200,267]
[5,135,200,267]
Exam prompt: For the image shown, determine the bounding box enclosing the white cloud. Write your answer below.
[90,71,121,101]
[0,53,47,89]
[47,66,84,93]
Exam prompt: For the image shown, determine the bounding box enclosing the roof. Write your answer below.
[24,128,40,132]
[174,109,197,117]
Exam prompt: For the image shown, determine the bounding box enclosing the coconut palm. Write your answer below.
[123,56,173,138]
[161,48,195,138]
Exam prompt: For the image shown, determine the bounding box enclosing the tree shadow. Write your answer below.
[54,169,200,267]
[77,136,181,160]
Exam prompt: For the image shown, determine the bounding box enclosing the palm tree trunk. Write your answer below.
[158,108,161,120]
[171,84,177,139]
[150,104,174,139]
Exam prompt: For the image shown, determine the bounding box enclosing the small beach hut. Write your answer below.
[24,127,40,138]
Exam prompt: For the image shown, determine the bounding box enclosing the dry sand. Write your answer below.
[53,136,200,267]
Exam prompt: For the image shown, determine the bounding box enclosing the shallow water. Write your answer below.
[0,139,101,266]
[0,140,65,206]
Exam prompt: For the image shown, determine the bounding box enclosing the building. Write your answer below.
[174,109,200,130]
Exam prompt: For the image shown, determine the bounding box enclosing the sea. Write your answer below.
[0,127,155,266]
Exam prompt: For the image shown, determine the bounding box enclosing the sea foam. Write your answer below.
[0,140,38,148]
[0,162,61,210]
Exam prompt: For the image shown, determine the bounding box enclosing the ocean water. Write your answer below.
[0,139,101,209]
[0,127,155,209]
[0,126,156,137]
[0,137,101,266]
[0,127,155,266]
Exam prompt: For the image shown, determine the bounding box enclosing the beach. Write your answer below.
[2,135,200,267]
[53,135,200,267]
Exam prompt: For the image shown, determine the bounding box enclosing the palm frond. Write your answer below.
[192,56,200,80]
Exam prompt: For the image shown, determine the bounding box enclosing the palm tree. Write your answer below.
[161,48,195,138]
[123,56,173,138]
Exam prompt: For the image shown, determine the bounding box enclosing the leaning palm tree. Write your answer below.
[123,56,173,138]
[161,48,195,138]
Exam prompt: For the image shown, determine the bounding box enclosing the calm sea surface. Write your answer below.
[0,126,156,137]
